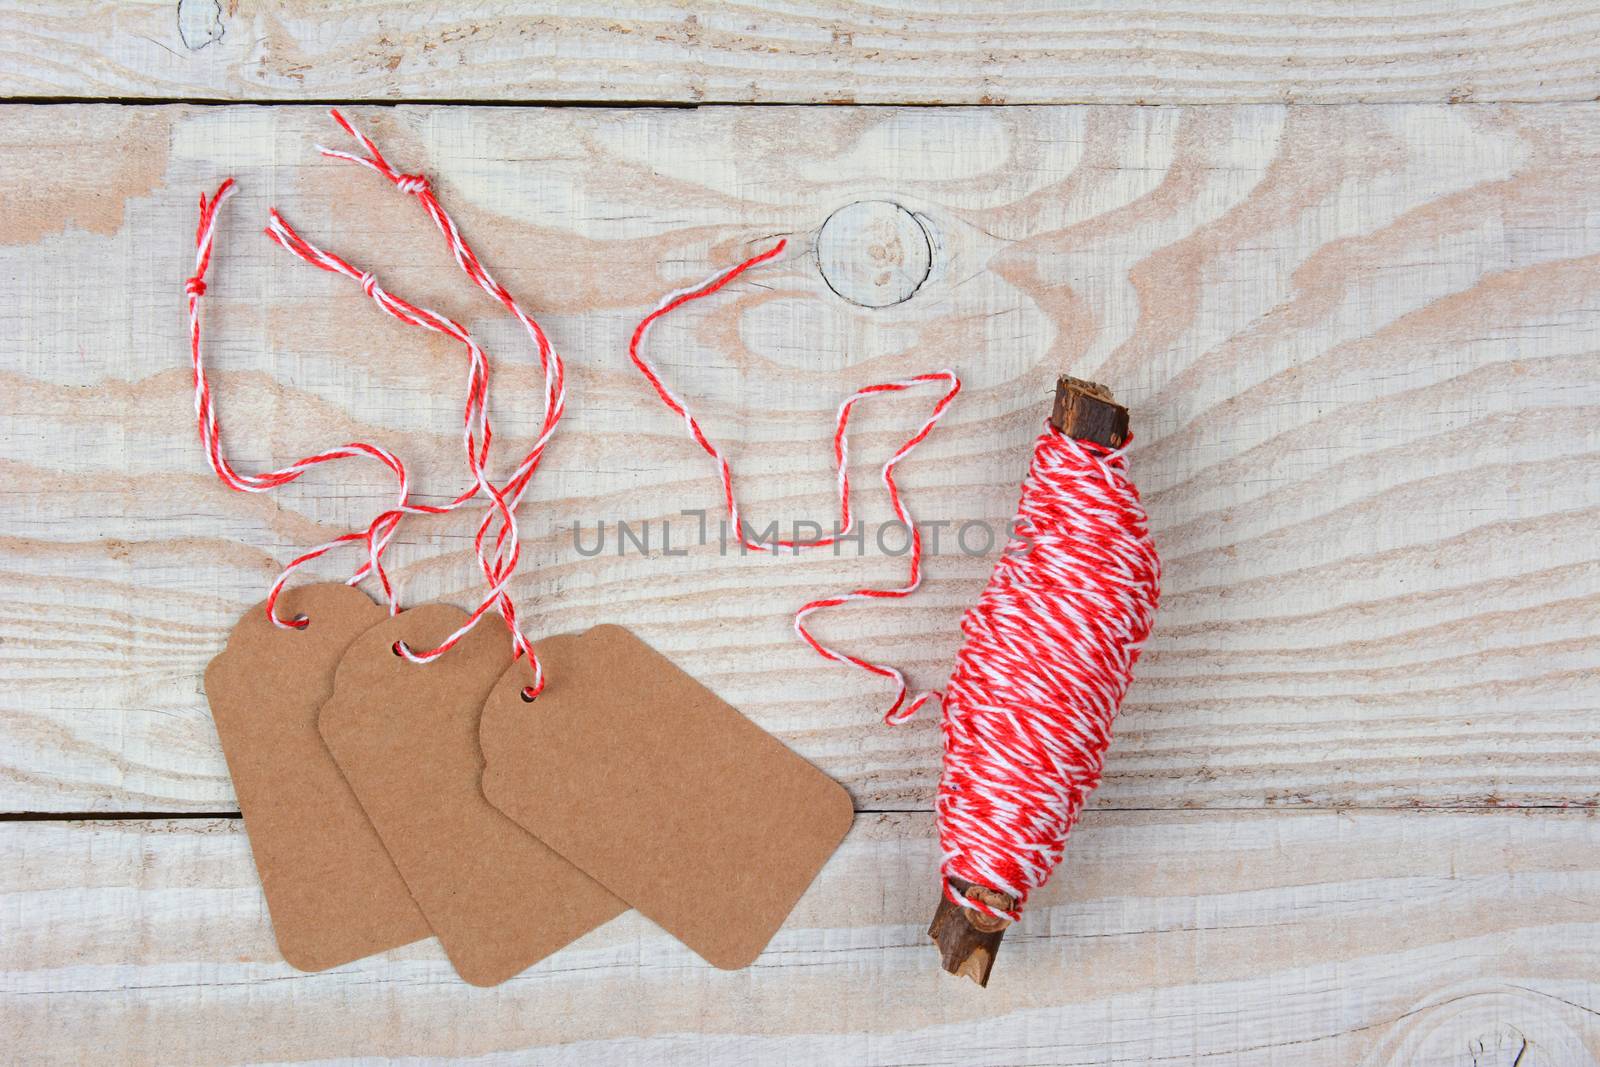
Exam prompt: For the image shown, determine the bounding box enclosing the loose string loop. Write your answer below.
[936,428,1160,922]
[262,210,508,608]
[626,244,962,722]
[791,373,961,724]
[316,109,568,699]
[186,178,412,628]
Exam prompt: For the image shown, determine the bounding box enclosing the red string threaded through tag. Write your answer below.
[187,111,567,699]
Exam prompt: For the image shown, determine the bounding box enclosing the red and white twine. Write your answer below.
[315,110,568,698]
[188,111,566,697]
[627,243,961,722]
[629,244,1160,920]
[187,178,412,627]
[938,428,1160,921]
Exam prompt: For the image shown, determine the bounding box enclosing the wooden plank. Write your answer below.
[3,810,1598,1064]
[2,103,1598,813]
[4,1,1600,105]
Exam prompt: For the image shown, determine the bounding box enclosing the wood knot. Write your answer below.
[176,0,225,51]
[816,200,932,308]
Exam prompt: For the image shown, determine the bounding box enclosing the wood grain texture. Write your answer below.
[5,1,1600,105]
[2,103,1598,814]
[4,811,1598,1065]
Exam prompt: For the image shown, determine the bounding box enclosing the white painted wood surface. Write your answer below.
[4,1,1600,104]
[2,103,1597,815]
[6,812,1600,1065]
[1,97,1598,1064]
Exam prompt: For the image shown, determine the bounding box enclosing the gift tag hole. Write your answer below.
[520,687,537,703]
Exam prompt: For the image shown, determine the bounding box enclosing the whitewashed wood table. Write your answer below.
[3,5,1600,1065]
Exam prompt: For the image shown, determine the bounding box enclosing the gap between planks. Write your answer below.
[5,804,1598,823]
[4,97,1589,109]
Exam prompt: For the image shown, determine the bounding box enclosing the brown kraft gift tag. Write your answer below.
[318,603,627,986]
[480,624,854,969]
[203,582,431,971]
